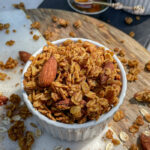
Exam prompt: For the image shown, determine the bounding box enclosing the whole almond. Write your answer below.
[38,56,57,87]
[19,51,31,63]
[140,133,150,150]
[0,95,8,106]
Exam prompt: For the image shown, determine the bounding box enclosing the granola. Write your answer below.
[24,40,122,124]
[113,110,124,122]
[31,21,40,29]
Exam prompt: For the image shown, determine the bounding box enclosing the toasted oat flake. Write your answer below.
[53,146,64,150]
[0,126,7,133]
[12,115,21,121]
[2,117,10,125]
[106,142,113,150]
[119,131,129,142]
[30,122,37,128]
[35,128,42,137]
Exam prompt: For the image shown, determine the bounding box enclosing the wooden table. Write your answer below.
[26,9,150,147]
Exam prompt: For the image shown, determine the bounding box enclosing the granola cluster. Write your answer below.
[24,40,122,124]
[0,57,18,70]
[129,115,144,133]
[5,94,34,150]
[113,48,141,82]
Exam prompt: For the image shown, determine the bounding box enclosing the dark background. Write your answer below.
[39,0,150,47]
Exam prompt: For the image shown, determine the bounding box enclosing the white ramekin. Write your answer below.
[116,0,150,15]
[67,0,112,15]
[21,38,127,141]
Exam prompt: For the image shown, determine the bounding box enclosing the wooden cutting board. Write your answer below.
[25,9,150,148]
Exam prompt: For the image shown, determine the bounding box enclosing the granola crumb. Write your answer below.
[129,123,139,133]
[113,110,125,122]
[58,18,69,27]
[113,47,119,52]
[112,138,120,145]
[0,23,4,30]
[31,22,40,29]
[43,30,53,40]
[98,23,105,28]
[129,144,139,150]
[65,148,71,150]
[145,114,150,123]
[106,129,113,139]
[13,2,25,10]
[120,40,124,43]
[20,68,23,73]
[73,20,82,29]
[145,61,150,71]
[5,40,15,46]
[33,34,39,41]
[5,29,10,34]
[136,16,140,21]
[30,122,37,128]
[26,15,30,19]
[15,83,19,87]
[69,31,76,37]
[118,49,125,57]
[125,17,133,24]
[30,31,33,35]
[4,23,10,29]
[129,31,135,38]
[0,72,7,81]
[52,16,58,23]
[135,115,144,126]
[12,29,16,33]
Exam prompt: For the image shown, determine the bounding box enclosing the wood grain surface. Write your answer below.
[25,9,150,148]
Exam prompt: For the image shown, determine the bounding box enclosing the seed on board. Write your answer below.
[0,126,7,133]
[119,131,129,142]
[53,146,64,150]
[140,108,149,116]
[106,142,113,150]
[12,115,21,121]
[35,128,42,137]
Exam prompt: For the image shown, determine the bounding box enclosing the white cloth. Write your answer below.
[0,0,44,10]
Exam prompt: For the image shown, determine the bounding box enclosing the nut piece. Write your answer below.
[113,110,124,122]
[140,133,150,150]
[0,95,8,106]
[106,142,113,150]
[38,56,57,87]
[19,51,31,63]
[119,131,129,142]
